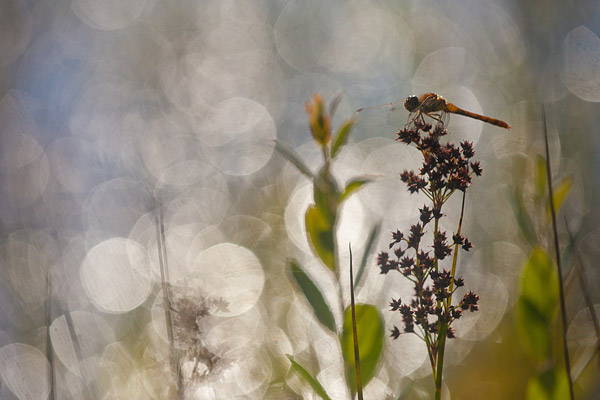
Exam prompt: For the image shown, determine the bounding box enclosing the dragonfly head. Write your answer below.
[404,95,420,112]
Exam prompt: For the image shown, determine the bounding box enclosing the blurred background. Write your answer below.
[0,0,598,398]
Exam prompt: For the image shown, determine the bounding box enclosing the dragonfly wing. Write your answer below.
[353,101,406,130]
[441,110,450,128]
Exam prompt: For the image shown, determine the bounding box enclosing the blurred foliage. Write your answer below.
[280,93,383,398]
[289,260,336,333]
[516,248,559,361]
[512,136,579,399]
[0,0,599,399]
[286,354,333,400]
[339,304,385,395]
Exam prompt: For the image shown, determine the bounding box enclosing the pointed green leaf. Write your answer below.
[526,367,570,400]
[515,248,559,360]
[286,354,333,400]
[355,220,381,287]
[340,304,385,394]
[305,205,336,271]
[547,176,572,216]
[331,119,354,159]
[510,188,537,246]
[340,177,372,203]
[275,141,314,178]
[288,260,336,332]
[515,296,553,361]
[521,248,559,317]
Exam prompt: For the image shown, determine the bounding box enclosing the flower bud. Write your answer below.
[305,93,331,147]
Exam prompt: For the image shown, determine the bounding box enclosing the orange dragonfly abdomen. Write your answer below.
[444,102,511,130]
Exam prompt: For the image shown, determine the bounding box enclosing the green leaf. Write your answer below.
[340,304,385,395]
[355,220,381,287]
[339,177,372,203]
[331,119,354,159]
[547,176,572,216]
[305,205,336,271]
[515,248,559,360]
[275,141,315,179]
[313,166,339,222]
[515,296,553,360]
[521,248,559,317]
[286,354,333,400]
[526,367,570,400]
[510,188,537,246]
[288,260,336,332]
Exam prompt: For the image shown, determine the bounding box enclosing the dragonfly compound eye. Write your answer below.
[404,95,420,112]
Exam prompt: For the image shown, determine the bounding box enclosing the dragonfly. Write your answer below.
[354,93,511,131]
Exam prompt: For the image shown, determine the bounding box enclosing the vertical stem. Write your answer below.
[414,235,435,374]
[154,200,182,398]
[433,216,442,313]
[541,105,574,400]
[436,192,466,400]
[45,265,55,400]
[435,324,448,400]
[447,192,466,305]
[349,244,363,400]
[433,217,440,273]
[61,300,95,398]
[565,218,600,376]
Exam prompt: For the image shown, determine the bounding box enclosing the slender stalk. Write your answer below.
[154,200,182,398]
[414,234,436,373]
[433,217,440,269]
[45,265,55,400]
[434,192,465,400]
[564,218,600,376]
[61,299,94,398]
[541,105,574,399]
[435,324,448,400]
[348,244,363,400]
[447,193,466,302]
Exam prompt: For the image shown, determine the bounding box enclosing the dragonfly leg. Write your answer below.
[427,112,444,123]
[405,111,420,128]
[426,112,449,129]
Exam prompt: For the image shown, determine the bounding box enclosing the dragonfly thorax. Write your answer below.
[404,93,448,113]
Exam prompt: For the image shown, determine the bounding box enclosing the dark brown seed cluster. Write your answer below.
[378,120,480,340]
[397,122,482,194]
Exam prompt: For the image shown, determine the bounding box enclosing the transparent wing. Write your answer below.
[353,101,405,126]
[352,101,407,139]
[441,110,450,127]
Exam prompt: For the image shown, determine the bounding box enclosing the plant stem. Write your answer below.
[414,236,435,373]
[349,244,363,400]
[564,218,600,378]
[435,323,448,400]
[45,264,55,400]
[154,200,182,398]
[542,105,574,400]
[447,192,466,305]
[434,192,467,400]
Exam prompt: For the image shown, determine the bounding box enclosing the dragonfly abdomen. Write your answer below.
[445,103,511,130]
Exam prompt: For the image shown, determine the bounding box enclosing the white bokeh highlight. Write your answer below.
[187,243,265,317]
[80,237,152,313]
[0,343,50,400]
